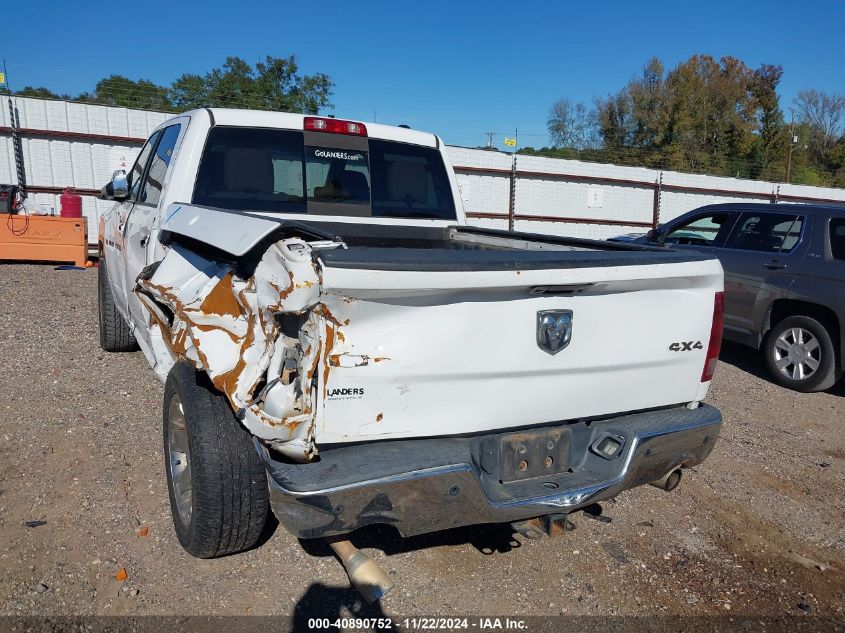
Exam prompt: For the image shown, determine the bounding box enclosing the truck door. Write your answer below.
[105,131,160,317]
[718,211,809,346]
[122,123,183,338]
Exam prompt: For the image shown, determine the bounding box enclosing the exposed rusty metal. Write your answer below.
[652,171,663,229]
[327,537,395,603]
[135,238,324,461]
[508,155,517,232]
[0,125,146,145]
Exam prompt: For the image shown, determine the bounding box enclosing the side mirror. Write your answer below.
[645,228,661,243]
[100,170,129,200]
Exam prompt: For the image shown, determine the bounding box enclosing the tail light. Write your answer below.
[701,291,725,382]
[304,117,367,137]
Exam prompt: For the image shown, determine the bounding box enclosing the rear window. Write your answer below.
[192,126,456,220]
[831,218,845,260]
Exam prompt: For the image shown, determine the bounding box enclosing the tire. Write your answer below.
[163,362,269,558]
[763,315,841,393]
[97,257,138,352]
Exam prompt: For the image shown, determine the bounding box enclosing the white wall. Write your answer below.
[3,95,845,246]
[1,95,169,242]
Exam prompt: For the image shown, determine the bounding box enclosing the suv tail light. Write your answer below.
[304,117,367,137]
[701,291,725,382]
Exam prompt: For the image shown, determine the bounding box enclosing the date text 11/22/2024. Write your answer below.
[306,617,529,630]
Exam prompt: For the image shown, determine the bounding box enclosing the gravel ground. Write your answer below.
[0,263,843,626]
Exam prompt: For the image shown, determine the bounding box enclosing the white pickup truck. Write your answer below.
[98,109,724,595]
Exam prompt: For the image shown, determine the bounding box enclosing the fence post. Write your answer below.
[7,97,27,200]
[652,171,663,228]
[508,155,517,232]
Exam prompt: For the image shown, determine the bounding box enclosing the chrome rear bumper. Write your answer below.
[257,404,721,539]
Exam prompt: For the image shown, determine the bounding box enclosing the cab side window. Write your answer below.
[664,213,735,247]
[140,124,182,206]
[724,212,803,253]
[127,131,161,202]
[831,218,845,260]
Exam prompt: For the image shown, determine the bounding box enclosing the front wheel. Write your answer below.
[163,362,270,558]
[97,257,138,352]
[763,315,841,392]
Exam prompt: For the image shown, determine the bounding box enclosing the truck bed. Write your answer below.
[159,206,710,270]
[139,204,723,460]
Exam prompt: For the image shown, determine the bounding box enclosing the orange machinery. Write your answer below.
[1,214,89,267]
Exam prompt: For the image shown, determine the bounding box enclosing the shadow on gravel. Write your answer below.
[299,521,522,560]
[718,341,770,380]
[291,582,395,631]
[719,341,845,397]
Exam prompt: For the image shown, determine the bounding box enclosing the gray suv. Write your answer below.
[631,203,845,392]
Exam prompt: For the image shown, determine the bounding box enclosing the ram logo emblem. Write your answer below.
[537,310,573,355]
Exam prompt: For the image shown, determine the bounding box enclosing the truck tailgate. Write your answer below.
[314,259,724,444]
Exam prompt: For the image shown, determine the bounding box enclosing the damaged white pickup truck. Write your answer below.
[98,109,724,600]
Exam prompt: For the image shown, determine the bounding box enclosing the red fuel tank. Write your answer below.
[60,187,83,219]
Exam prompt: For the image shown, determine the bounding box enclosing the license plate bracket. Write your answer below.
[499,427,570,483]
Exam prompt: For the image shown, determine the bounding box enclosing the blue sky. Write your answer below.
[4,0,844,149]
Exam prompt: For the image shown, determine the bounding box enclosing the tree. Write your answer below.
[794,89,845,163]
[169,74,207,111]
[76,75,173,111]
[660,55,758,175]
[750,64,787,179]
[595,89,635,152]
[553,54,818,181]
[26,54,336,115]
[16,86,70,100]
[547,98,595,149]
[171,55,333,113]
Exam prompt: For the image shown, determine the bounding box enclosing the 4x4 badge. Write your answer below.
[537,310,573,355]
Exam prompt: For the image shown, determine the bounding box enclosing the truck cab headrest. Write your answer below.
[387,161,428,204]
[223,147,274,194]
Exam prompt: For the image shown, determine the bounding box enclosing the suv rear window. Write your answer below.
[192,126,456,220]
[831,218,845,260]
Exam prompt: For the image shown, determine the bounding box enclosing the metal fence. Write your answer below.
[447,147,845,240]
[3,95,845,246]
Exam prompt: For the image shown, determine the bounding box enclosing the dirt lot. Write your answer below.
[1,263,843,627]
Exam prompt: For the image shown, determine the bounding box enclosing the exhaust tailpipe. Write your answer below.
[649,469,683,492]
[327,538,395,603]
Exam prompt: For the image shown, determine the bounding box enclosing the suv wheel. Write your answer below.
[763,315,841,392]
[97,257,138,352]
[163,362,269,558]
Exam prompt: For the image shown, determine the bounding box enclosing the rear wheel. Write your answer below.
[763,315,840,392]
[97,257,138,352]
[163,362,269,558]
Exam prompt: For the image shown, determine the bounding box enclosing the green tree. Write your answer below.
[561,55,815,181]
[749,64,787,180]
[76,75,173,111]
[169,74,207,111]
[171,55,333,113]
[16,86,70,100]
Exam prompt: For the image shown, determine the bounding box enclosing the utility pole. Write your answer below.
[485,131,495,149]
[786,114,798,184]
